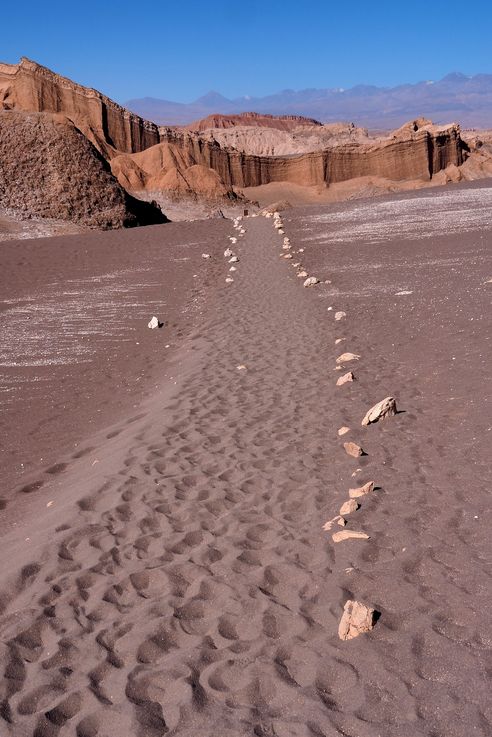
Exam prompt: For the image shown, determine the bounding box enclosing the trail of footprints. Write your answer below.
[0,211,403,736]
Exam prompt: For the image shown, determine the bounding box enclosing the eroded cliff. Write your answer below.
[0,58,160,156]
[0,58,478,219]
[185,112,324,131]
[112,121,467,197]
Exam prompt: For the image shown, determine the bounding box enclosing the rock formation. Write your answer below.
[0,111,165,228]
[0,57,160,157]
[185,112,324,132]
[1,57,488,224]
[122,120,465,196]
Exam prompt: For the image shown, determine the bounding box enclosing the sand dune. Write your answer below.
[0,184,491,736]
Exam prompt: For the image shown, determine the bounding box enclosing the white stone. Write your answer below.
[336,353,360,364]
[148,316,159,329]
[338,600,375,640]
[303,277,319,287]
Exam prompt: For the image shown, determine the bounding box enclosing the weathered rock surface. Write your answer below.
[349,481,375,498]
[185,112,324,133]
[0,57,160,156]
[1,58,484,225]
[146,120,466,195]
[344,442,365,458]
[338,600,375,640]
[361,397,397,426]
[0,111,165,228]
[338,426,350,436]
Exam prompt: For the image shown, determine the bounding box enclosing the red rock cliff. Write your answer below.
[0,58,160,156]
[152,122,465,190]
[185,112,324,132]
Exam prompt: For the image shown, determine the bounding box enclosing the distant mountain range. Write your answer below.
[125,73,492,129]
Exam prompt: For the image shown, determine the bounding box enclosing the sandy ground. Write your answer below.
[0,186,491,736]
[241,175,472,208]
[0,220,230,504]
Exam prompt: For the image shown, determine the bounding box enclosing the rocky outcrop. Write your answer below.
[0,111,165,228]
[192,121,371,157]
[112,121,466,197]
[0,58,476,217]
[0,58,160,156]
[185,112,323,131]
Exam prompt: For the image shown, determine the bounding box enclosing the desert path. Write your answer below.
[0,213,490,737]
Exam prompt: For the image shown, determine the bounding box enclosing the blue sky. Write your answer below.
[3,1,491,103]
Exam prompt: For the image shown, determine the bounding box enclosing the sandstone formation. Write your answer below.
[0,57,160,156]
[1,57,489,224]
[133,120,466,197]
[0,111,165,229]
[185,112,323,132]
[338,600,375,640]
[194,122,371,157]
[361,397,398,426]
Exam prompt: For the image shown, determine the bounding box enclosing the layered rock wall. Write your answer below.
[185,112,323,131]
[155,125,465,190]
[0,58,160,156]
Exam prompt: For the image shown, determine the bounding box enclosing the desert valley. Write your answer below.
[0,51,491,737]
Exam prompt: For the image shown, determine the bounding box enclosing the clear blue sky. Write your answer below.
[2,1,491,103]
